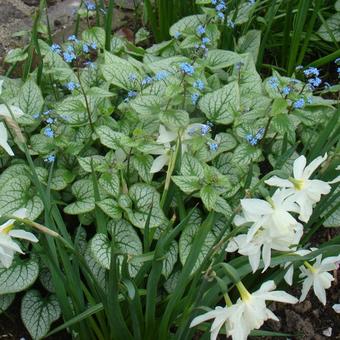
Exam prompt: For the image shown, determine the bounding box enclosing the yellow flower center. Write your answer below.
[236,281,252,302]
[289,177,305,190]
[1,223,14,234]
[304,261,316,273]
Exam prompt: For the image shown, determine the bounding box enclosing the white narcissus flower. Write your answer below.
[234,189,299,242]
[265,154,331,222]
[150,124,209,173]
[0,209,38,268]
[190,306,232,340]
[0,122,14,156]
[283,249,312,285]
[190,281,298,340]
[299,254,340,305]
[0,103,25,156]
[226,222,303,273]
[150,144,171,173]
[332,304,340,313]
[227,281,298,340]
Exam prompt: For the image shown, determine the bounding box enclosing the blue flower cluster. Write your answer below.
[191,79,205,105]
[44,154,56,163]
[193,79,205,91]
[193,23,211,55]
[191,93,200,105]
[141,76,153,86]
[155,70,169,81]
[293,98,305,109]
[180,63,195,76]
[281,86,291,96]
[174,31,181,39]
[50,35,98,64]
[208,142,218,151]
[196,25,206,36]
[65,81,80,91]
[303,67,322,90]
[85,1,96,11]
[50,43,61,54]
[188,122,212,136]
[44,127,54,138]
[335,58,340,78]
[268,76,279,89]
[245,127,265,146]
[68,35,78,42]
[213,0,226,21]
[63,50,76,63]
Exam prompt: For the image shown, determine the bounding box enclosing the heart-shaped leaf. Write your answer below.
[21,290,61,340]
[0,258,39,294]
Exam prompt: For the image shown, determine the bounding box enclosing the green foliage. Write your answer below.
[0,0,339,339]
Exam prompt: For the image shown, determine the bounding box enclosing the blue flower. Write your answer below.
[46,117,54,124]
[308,77,322,88]
[67,35,78,42]
[255,127,265,140]
[335,58,340,64]
[191,93,200,105]
[63,51,76,63]
[141,76,153,86]
[202,37,210,45]
[337,67,340,74]
[82,44,90,53]
[155,70,169,81]
[44,127,54,138]
[211,0,217,4]
[281,86,291,95]
[200,124,210,135]
[293,98,305,109]
[128,73,138,82]
[208,142,218,151]
[174,31,181,39]
[66,45,75,53]
[43,110,52,116]
[65,81,79,91]
[128,91,137,98]
[50,43,61,54]
[179,62,195,75]
[217,12,225,20]
[303,67,319,77]
[196,25,206,36]
[85,1,96,10]
[245,134,253,143]
[268,76,279,89]
[45,154,56,163]
[216,3,226,11]
[235,62,244,71]
[193,79,205,91]
[33,113,40,119]
[90,42,97,49]
[249,137,258,146]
